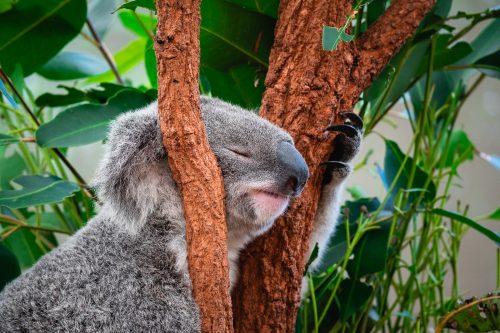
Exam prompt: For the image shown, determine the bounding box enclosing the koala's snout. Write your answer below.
[277,141,309,196]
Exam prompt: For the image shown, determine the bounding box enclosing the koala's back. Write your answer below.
[0,216,199,333]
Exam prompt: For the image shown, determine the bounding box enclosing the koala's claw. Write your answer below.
[339,112,363,130]
[322,112,363,185]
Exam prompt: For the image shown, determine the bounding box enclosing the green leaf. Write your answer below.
[223,0,278,18]
[0,152,25,189]
[0,175,79,209]
[118,11,156,39]
[486,208,500,220]
[441,130,475,168]
[117,0,155,11]
[35,83,128,107]
[303,243,319,276]
[200,0,274,70]
[432,208,500,244]
[337,279,373,321]
[36,90,154,148]
[0,242,20,291]
[0,133,19,146]
[86,39,147,83]
[0,0,87,76]
[443,293,500,332]
[383,139,437,208]
[0,0,17,14]
[347,219,392,279]
[145,37,157,88]
[201,64,265,109]
[1,228,44,268]
[323,25,354,51]
[26,212,72,234]
[472,50,500,79]
[37,52,109,80]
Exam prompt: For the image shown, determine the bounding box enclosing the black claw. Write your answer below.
[340,112,363,130]
[326,124,358,138]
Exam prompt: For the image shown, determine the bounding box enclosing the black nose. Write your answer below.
[277,141,309,196]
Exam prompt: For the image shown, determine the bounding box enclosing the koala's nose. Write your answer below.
[277,141,309,196]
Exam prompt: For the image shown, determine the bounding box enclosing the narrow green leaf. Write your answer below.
[433,208,500,244]
[36,90,154,148]
[145,37,157,88]
[35,83,128,107]
[486,208,500,220]
[303,243,319,276]
[37,52,109,80]
[0,0,87,76]
[118,11,156,39]
[26,212,72,234]
[0,175,79,209]
[2,228,44,268]
[117,0,155,11]
[0,133,19,146]
[443,130,475,168]
[473,50,500,79]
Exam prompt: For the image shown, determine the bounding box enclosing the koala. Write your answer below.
[0,97,362,332]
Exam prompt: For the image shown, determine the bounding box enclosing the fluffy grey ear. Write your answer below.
[93,103,182,232]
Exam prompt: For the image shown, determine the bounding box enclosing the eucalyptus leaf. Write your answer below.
[37,52,109,80]
[443,130,475,168]
[0,175,79,209]
[0,0,87,76]
[432,208,500,244]
[36,90,154,148]
[0,243,20,291]
[200,0,274,70]
[473,50,500,79]
[35,83,129,107]
[118,11,156,39]
[117,0,155,12]
[1,228,45,269]
[383,139,436,208]
[26,212,72,234]
[486,208,500,220]
[337,279,373,321]
[145,38,157,88]
[223,0,278,18]
[0,133,19,146]
[323,25,354,51]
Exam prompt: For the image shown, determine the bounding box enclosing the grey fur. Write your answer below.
[0,97,312,332]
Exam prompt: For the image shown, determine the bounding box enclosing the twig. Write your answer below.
[0,214,71,235]
[0,69,40,126]
[86,18,124,84]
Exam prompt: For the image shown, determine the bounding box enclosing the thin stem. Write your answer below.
[86,18,124,84]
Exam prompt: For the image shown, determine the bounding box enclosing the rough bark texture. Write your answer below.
[154,1,233,332]
[232,0,436,332]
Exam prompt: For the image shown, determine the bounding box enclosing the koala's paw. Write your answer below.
[322,112,363,185]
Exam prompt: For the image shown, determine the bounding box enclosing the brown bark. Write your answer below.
[232,0,436,332]
[154,1,233,332]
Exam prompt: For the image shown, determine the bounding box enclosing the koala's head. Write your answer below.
[94,97,308,235]
[201,97,309,235]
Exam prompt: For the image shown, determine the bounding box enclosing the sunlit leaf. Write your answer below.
[35,83,129,107]
[118,11,156,39]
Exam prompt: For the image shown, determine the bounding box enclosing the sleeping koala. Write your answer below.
[0,97,362,332]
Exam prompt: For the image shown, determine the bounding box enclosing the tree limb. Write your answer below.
[154,1,233,332]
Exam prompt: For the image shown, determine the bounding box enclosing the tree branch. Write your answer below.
[232,0,436,331]
[154,1,233,332]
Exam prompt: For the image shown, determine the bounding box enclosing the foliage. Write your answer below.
[0,0,498,332]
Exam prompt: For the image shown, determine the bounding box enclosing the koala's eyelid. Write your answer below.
[228,148,251,158]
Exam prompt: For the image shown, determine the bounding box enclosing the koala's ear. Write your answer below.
[93,103,168,230]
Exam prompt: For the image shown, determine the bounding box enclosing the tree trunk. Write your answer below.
[154,1,233,332]
[232,0,436,332]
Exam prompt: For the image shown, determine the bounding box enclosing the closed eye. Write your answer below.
[228,148,251,158]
